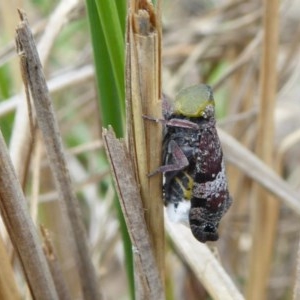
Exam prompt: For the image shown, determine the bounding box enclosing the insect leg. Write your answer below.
[164,118,199,130]
[143,115,199,130]
[142,114,167,124]
[148,140,189,177]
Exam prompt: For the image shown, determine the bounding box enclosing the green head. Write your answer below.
[174,84,215,118]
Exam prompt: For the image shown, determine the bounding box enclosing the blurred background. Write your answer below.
[0,0,300,299]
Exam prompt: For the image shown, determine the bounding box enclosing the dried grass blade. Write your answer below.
[41,226,72,300]
[10,0,81,186]
[15,10,102,300]
[0,130,58,300]
[126,0,164,282]
[166,219,244,300]
[0,236,21,300]
[247,0,280,298]
[293,238,300,300]
[103,127,164,300]
[219,129,300,214]
[0,65,94,118]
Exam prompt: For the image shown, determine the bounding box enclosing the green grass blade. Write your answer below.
[85,1,134,299]
[85,0,124,137]
[95,0,125,119]
[115,1,126,36]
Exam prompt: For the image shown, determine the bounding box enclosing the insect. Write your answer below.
[147,84,232,243]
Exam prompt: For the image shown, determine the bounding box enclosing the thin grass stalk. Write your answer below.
[166,218,244,300]
[212,31,262,91]
[276,131,300,300]
[103,127,164,299]
[10,0,80,184]
[30,133,42,224]
[41,226,72,300]
[293,238,300,300]
[0,129,59,300]
[276,129,300,174]
[0,236,21,300]
[246,1,279,299]
[0,0,22,92]
[126,0,164,285]
[15,11,102,300]
[219,129,299,214]
[0,65,94,118]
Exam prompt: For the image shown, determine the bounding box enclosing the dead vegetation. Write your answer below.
[0,0,299,299]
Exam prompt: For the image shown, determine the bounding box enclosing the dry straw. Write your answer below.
[15,10,102,300]
[103,0,165,298]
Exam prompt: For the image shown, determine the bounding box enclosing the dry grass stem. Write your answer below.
[41,226,72,300]
[219,129,300,214]
[0,129,58,300]
[247,1,280,299]
[9,0,81,184]
[277,128,300,173]
[0,0,299,298]
[126,0,165,287]
[15,10,102,300]
[0,64,94,118]
[37,0,80,70]
[212,31,262,91]
[30,133,42,223]
[0,236,21,300]
[166,218,244,300]
[103,127,164,300]
[293,238,300,300]
[166,37,215,92]
[67,139,103,156]
[37,170,110,203]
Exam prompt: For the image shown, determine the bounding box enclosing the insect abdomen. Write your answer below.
[189,158,232,242]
